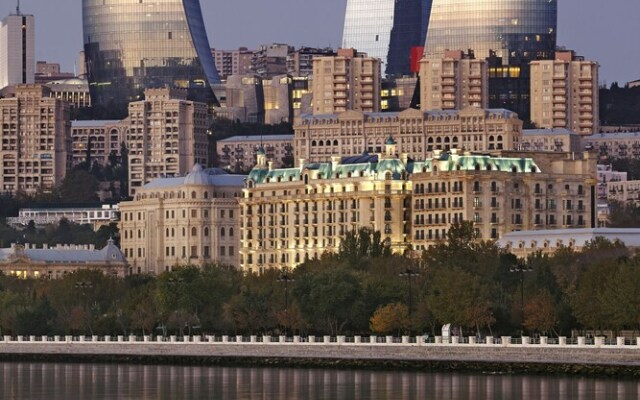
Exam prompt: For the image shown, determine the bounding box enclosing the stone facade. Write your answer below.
[216,135,293,172]
[520,128,583,153]
[294,108,522,166]
[583,132,640,161]
[71,119,127,167]
[119,165,244,274]
[127,88,211,196]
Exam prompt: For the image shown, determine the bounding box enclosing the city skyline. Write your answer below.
[0,0,637,85]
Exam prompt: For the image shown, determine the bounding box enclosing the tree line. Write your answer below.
[1,224,639,338]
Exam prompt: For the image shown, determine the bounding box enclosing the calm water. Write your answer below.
[1,363,638,400]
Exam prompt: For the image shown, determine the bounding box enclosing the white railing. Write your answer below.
[1,335,639,348]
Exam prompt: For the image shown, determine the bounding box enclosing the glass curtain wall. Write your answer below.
[342,0,432,77]
[82,0,220,117]
[424,0,557,120]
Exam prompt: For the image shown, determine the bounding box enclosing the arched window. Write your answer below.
[221,227,226,237]
[229,228,234,237]
[191,227,197,237]
[204,191,209,199]
[204,227,209,237]
[191,191,196,199]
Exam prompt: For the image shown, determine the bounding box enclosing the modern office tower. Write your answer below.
[287,47,336,77]
[342,0,432,77]
[82,0,220,117]
[0,8,35,89]
[419,50,488,111]
[311,48,381,114]
[119,164,245,274]
[70,119,127,166]
[424,0,557,120]
[294,107,522,165]
[224,75,265,123]
[126,87,211,196]
[251,44,292,79]
[212,47,254,80]
[263,75,293,124]
[530,50,599,135]
[0,85,71,195]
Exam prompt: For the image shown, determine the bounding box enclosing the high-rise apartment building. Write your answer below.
[70,119,127,167]
[127,88,211,196]
[530,51,599,135]
[251,44,292,79]
[212,47,254,80]
[311,49,381,115]
[287,47,336,77]
[0,8,34,89]
[0,85,71,195]
[342,0,432,77]
[419,50,488,111]
[82,0,220,117]
[424,0,557,121]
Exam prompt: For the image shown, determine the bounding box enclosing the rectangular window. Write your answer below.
[220,246,226,256]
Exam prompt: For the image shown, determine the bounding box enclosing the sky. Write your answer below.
[0,0,637,85]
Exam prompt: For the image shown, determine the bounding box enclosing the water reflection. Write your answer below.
[1,363,638,400]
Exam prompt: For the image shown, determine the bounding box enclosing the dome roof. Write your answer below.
[184,164,210,185]
[47,78,88,85]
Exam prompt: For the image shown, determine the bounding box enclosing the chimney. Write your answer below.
[400,153,409,166]
[299,158,306,170]
[268,161,273,171]
[331,156,340,170]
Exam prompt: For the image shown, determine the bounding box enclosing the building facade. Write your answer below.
[82,0,220,116]
[311,49,381,114]
[223,75,265,124]
[0,9,34,89]
[6,204,119,229]
[0,240,126,279]
[45,78,92,109]
[530,51,599,135]
[127,88,211,196]
[583,132,640,161]
[212,47,254,80]
[424,0,557,121]
[287,47,336,77]
[240,143,412,273]
[217,135,294,173]
[251,44,292,79]
[0,85,71,195]
[520,128,583,153]
[294,108,522,165]
[240,141,596,271]
[71,119,127,167]
[119,164,244,274]
[419,50,488,111]
[411,150,596,250]
[263,75,293,124]
[342,0,431,76]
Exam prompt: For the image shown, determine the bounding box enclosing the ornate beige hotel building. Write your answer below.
[119,165,244,275]
[294,107,522,166]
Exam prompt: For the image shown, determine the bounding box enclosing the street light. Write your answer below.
[277,269,294,334]
[510,260,533,335]
[399,267,420,315]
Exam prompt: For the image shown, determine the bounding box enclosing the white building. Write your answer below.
[6,204,120,229]
[0,9,34,88]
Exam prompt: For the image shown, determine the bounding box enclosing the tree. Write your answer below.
[59,169,99,203]
[370,303,410,335]
[523,290,559,336]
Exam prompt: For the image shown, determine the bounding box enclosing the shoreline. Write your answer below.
[2,336,640,377]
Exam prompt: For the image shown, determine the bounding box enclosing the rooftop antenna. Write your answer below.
[16,0,20,15]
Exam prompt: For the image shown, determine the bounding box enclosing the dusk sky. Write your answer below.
[1,0,637,85]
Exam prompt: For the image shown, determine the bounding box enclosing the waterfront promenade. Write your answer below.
[2,334,640,370]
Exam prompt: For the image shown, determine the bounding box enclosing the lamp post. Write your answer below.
[510,260,533,335]
[277,269,294,334]
[74,280,93,334]
[399,268,420,315]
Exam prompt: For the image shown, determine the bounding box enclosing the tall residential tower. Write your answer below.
[0,6,35,89]
[342,0,432,77]
[82,0,220,117]
[424,0,557,120]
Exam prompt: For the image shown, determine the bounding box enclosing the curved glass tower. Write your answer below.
[342,0,432,77]
[82,0,220,116]
[424,0,557,120]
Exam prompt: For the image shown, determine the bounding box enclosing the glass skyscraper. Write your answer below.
[424,0,557,120]
[82,0,220,116]
[342,0,432,77]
